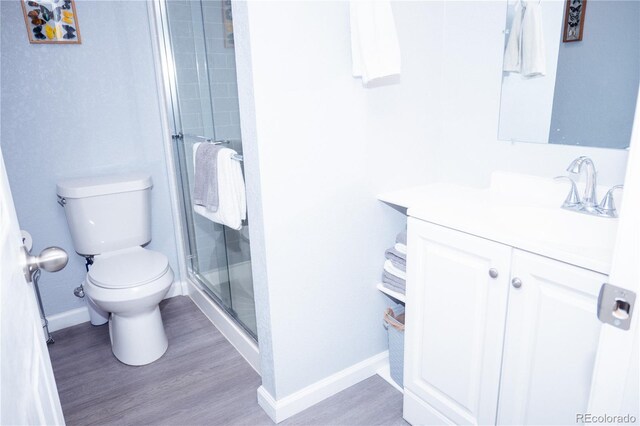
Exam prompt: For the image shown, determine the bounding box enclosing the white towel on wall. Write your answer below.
[384,259,406,280]
[503,0,546,77]
[503,0,524,72]
[395,243,407,255]
[521,0,546,77]
[192,142,246,230]
[350,0,401,86]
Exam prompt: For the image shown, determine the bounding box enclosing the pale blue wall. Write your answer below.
[549,0,640,148]
[0,1,180,315]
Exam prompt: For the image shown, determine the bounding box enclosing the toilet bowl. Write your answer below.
[57,173,175,366]
[84,246,173,366]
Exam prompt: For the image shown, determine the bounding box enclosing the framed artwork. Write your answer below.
[21,0,81,44]
[563,0,587,42]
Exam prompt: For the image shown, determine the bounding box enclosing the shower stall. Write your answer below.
[154,0,257,339]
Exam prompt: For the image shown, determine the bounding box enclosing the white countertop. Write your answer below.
[378,172,618,275]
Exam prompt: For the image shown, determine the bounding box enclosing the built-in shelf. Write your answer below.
[377,283,406,303]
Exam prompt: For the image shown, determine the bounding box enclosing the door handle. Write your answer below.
[597,283,636,330]
[22,246,68,283]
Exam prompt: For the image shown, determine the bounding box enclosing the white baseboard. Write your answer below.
[165,279,187,298]
[257,351,389,423]
[187,280,260,374]
[47,280,185,332]
[47,307,90,332]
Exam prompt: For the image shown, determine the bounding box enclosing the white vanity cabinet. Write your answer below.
[403,217,608,426]
[497,250,605,425]
[403,219,511,425]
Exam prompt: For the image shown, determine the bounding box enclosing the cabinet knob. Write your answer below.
[488,268,499,279]
[511,277,523,289]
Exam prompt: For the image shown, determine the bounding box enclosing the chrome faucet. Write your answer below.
[566,156,598,212]
[556,156,623,218]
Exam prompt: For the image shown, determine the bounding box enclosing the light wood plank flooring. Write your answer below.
[49,296,406,426]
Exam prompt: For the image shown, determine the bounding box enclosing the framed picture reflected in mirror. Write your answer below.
[563,0,587,42]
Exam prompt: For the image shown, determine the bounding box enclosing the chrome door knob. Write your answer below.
[22,246,68,282]
[489,268,499,279]
[511,277,523,289]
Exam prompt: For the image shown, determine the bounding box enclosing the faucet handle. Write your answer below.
[598,185,624,217]
[554,176,581,209]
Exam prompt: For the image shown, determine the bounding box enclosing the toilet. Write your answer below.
[57,173,174,366]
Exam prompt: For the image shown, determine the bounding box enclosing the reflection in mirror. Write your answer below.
[498,0,639,149]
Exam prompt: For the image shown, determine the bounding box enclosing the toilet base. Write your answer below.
[109,306,168,366]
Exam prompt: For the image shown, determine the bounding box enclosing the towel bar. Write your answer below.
[174,133,243,162]
[173,132,231,145]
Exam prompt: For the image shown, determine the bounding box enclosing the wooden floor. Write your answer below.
[49,296,407,426]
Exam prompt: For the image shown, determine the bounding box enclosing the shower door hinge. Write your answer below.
[171,133,184,142]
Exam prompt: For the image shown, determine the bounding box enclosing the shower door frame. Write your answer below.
[147,0,260,372]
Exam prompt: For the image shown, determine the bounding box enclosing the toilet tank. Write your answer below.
[56,173,153,256]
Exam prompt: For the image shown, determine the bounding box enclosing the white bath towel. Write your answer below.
[521,0,546,77]
[384,259,406,281]
[395,243,407,255]
[503,0,524,73]
[503,0,546,77]
[350,0,401,86]
[192,143,246,230]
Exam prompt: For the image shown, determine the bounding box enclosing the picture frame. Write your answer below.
[563,0,587,42]
[21,0,82,44]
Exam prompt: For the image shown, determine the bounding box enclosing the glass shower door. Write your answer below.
[162,0,256,338]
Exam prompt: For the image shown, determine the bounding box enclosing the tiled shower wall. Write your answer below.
[202,1,242,143]
[167,0,249,274]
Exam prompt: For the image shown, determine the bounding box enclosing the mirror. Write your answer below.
[498,0,639,149]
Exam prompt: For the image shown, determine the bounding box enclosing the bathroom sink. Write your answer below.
[379,171,619,274]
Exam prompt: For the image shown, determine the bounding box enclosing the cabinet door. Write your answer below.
[403,218,511,425]
[497,250,606,425]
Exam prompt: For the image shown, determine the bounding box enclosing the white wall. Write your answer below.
[235,0,443,399]
[0,1,180,316]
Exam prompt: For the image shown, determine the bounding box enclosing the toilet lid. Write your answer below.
[88,247,170,289]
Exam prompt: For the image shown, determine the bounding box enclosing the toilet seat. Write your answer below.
[88,246,170,289]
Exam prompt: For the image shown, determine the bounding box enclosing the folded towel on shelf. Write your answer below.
[192,142,246,230]
[193,142,224,211]
[396,229,407,245]
[386,246,406,261]
[382,280,405,295]
[395,243,407,255]
[382,272,406,294]
[382,270,405,287]
[385,247,406,271]
[350,0,401,86]
[384,259,406,280]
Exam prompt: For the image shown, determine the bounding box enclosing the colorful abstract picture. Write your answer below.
[21,0,81,44]
[563,0,587,42]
